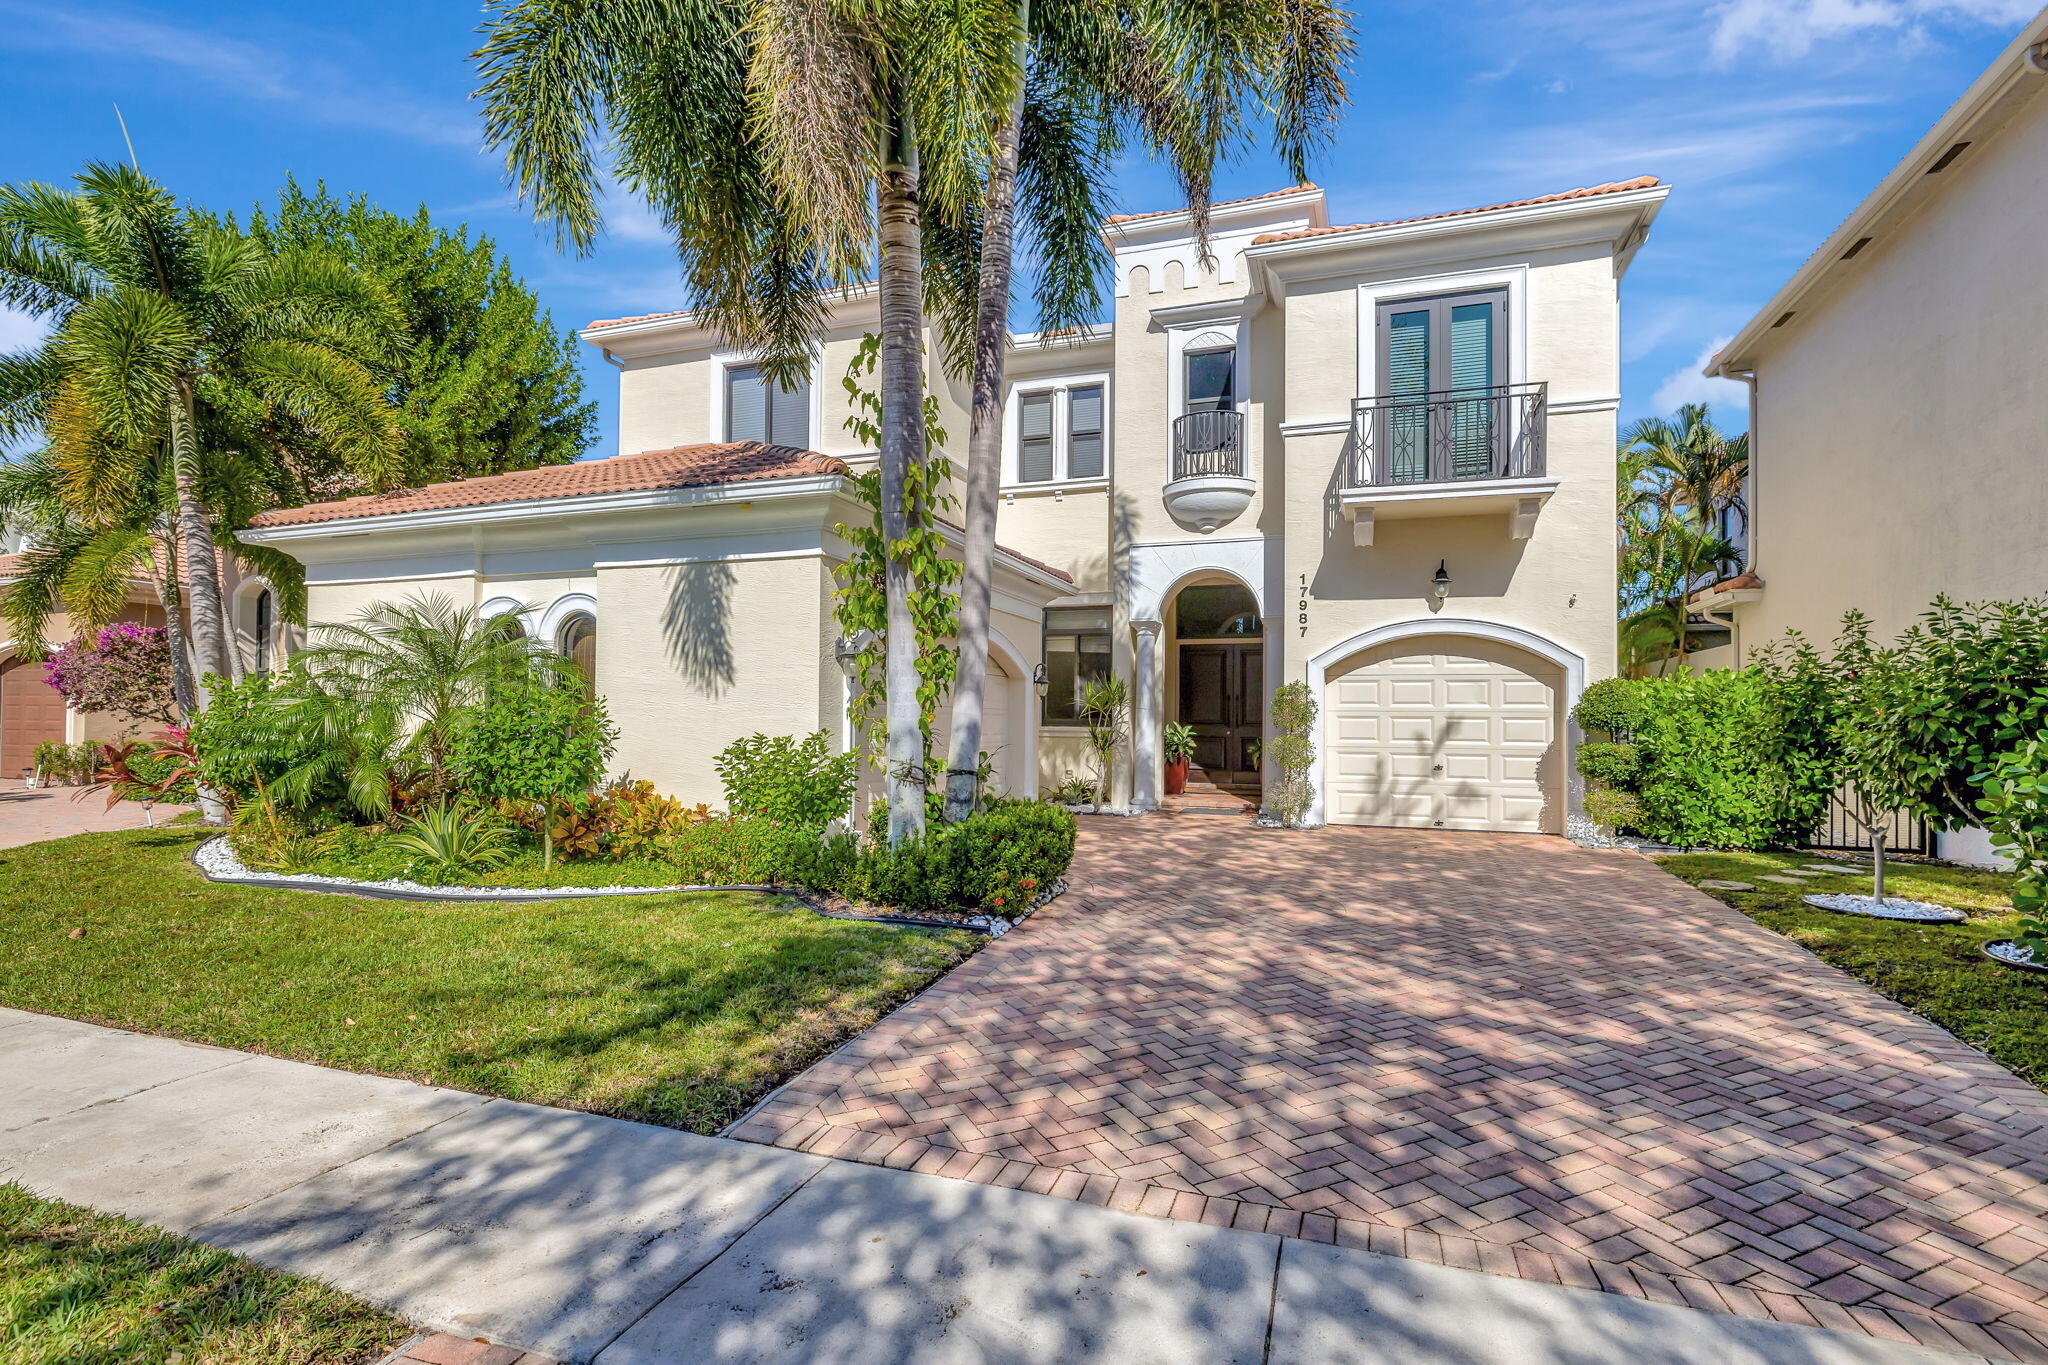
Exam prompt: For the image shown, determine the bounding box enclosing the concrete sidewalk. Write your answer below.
[0,1006,2019,1365]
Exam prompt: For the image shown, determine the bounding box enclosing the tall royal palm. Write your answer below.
[478,0,1017,844]
[939,0,1351,820]
[0,163,402,700]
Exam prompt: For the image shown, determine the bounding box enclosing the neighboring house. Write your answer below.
[243,175,1668,834]
[1699,11,2048,859]
[0,548,293,782]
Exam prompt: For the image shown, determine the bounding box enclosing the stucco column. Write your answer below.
[1131,618,1163,812]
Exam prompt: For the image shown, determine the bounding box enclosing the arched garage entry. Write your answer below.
[1307,620,1584,833]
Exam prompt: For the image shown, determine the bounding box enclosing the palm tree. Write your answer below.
[0,163,403,701]
[1616,402,1749,674]
[940,0,1351,821]
[290,593,574,800]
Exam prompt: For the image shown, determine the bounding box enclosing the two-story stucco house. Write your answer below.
[241,175,1668,835]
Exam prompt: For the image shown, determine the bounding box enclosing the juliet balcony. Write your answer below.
[1163,410,1254,533]
[1339,381,1557,546]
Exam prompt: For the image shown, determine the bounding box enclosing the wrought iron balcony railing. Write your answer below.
[1349,381,1546,488]
[1171,410,1246,481]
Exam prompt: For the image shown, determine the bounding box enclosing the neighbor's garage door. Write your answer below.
[1323,639,1561,833]
[931,657,1014,795]
[1,655,67,781]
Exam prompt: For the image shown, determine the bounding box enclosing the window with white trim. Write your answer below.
[1011,381,1108,485]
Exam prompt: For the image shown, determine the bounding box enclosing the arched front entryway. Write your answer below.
[1167,581,1264,793]
[1306,619,1585,832]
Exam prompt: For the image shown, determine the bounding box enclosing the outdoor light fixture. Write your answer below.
[1032,662,1050,697]
[1432,560,1453,601]
[832,628,879,677]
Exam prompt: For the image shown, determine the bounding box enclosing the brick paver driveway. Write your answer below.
[0,786,187,849]
[736,816,2048,1360]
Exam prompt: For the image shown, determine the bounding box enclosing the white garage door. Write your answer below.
[1324,639,1560,833]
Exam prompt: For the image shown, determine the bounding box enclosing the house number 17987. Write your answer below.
[1298,574,1309,637]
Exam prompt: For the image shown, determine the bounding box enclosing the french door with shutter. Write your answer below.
[1376,290,1507,483]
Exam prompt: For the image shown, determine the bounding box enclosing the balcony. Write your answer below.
[1339,382,1557,546]
[1163,410,1254,533]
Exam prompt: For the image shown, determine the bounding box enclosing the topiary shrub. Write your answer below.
[714,731,856,831]
[1575,741,1642,789]
[668,816,855,887]
[1267,681,1318,828]
[1582,787,1643,833]
[1571,676,1645,741]
[850,801,1079,916]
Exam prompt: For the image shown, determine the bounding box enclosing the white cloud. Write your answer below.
[1651,336,1749,414]
[1709,0,2036,60]
[0,1,474,149]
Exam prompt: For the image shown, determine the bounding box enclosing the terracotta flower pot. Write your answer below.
[1164,756,1190,796]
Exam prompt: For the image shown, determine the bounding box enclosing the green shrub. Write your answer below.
[1572,677,1645,741]
[31,741,96,786]
[1977,739,2048,957]
[850,802,1077,916]
[452,674,616,864]
[188,673,331,805]
[668,816,854,887]
[1575,741,1642,789]
[1267,682,1318,828]
[1582,787,1643,832]
[714,731,856,831]
[1633,669,1789,848]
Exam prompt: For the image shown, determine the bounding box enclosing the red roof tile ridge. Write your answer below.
[1105,183,1318,225]
[1250,176,1661,245]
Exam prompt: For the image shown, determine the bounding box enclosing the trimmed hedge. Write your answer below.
[1630,670,1797,849]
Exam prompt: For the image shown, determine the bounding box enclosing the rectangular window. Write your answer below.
[726,363,812,448]
[1067,384,1104,480]
[1042,605,1112,724]
[1184,348,1235,413]
[1019,391,1056,483]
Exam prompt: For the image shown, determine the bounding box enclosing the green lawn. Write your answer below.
[0,1183,404,1365]
[0,826,977,1133]
[1657,849,2048,1090]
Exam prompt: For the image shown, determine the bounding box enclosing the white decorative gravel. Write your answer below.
[1802,892,1966,923]
[1986,940,2041,968]
[194,836,689,898]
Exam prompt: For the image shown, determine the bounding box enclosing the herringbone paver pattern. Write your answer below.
[735,818,2048,1359]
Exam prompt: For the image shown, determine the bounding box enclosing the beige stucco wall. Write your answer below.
[1734,82,2048,654]
[994,488,1112,592]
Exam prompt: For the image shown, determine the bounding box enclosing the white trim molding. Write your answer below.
[1302,617,1587,828]
[538,592,598,649]
[1125,536,1272,621]
[1355,264,1529,402]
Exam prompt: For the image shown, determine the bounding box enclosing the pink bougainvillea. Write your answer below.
[44,623,179,727]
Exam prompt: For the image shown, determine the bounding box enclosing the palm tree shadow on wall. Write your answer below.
[661,561,737,696]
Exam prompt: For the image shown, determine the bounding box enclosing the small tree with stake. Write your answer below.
[1826,613,1924,906]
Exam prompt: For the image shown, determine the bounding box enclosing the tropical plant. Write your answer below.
[0,162,404,713]
[291,594,572,799]
[1162,722,1197,764]
[1078,676,1129,807]
[79,730,197,810]
[43,622,176,728]
[1267,680,1317,827]
[387,799,518,880]
[1885,595,2048,830]
[234,177,594,483]
[714,731,857,832]
[1615,403,1748,675]
[938,0,1353,821]
[451,671,615,865]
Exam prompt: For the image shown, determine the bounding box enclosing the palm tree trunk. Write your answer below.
[942,72,1027,825]
[878,107,928,846]
[154,534,198,722]
[169,387,231,825]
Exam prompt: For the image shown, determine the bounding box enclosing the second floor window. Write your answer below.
[1016,383,1107,485]
[727,363,811,448]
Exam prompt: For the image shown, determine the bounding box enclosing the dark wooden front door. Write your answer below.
[1179,643,1262,788]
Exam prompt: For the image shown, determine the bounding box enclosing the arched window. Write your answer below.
[559,613,596,691]
[252,589,273,673]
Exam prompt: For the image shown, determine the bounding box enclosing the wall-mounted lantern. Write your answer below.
[1032,662,1050,697]
[1431,560,1453,601]
[833,628,879,677]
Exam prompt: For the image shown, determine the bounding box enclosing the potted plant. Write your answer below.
[1163,723,1196,796]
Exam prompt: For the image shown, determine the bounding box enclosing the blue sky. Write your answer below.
[0,0,2036,453]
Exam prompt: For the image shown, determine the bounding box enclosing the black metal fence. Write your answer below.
[1807,787,1933,855]
[1351,381,1547,487]
[1171,410,1245,480]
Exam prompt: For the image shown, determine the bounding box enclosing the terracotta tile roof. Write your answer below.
[1250,176,1662,245]
[1105,183,1317,226]
[244,444,1077,584]
[584,306,696,331]
[1688,570,1764,606]
[248,444,850,528]
[0,552,26,579]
